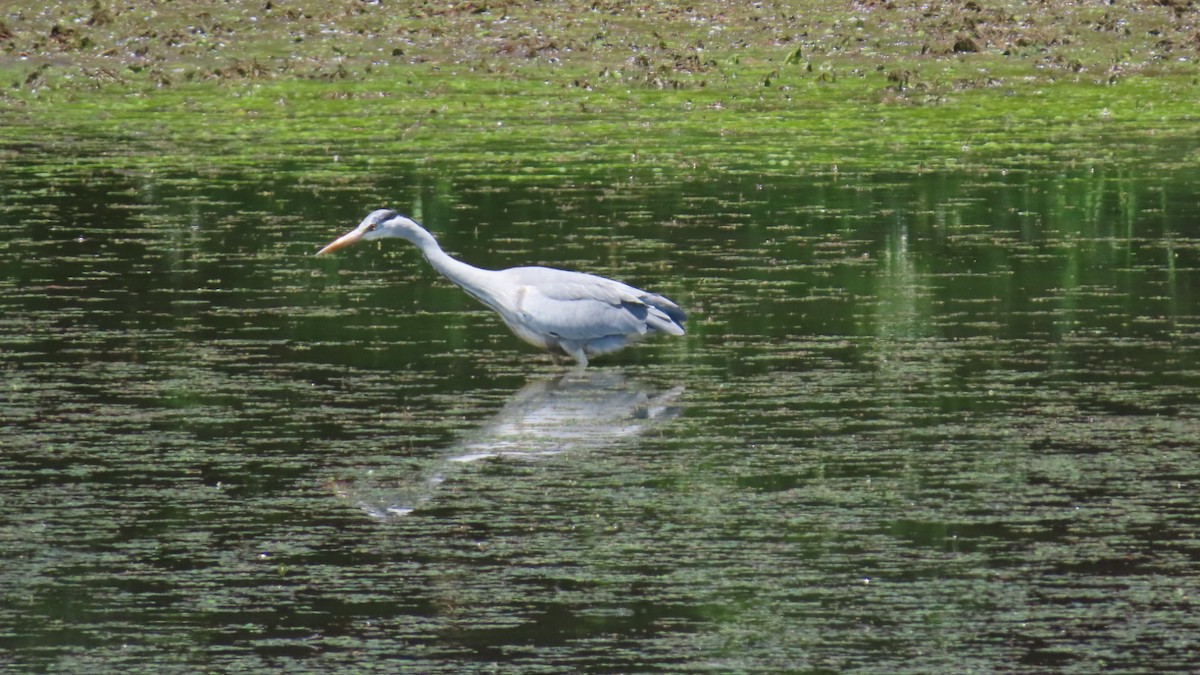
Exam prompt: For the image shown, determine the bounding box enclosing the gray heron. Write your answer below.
[317,209,686,367]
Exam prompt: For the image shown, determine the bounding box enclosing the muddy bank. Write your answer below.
[3,1,1197,100]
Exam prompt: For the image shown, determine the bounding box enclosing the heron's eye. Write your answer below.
[366,222,378,232]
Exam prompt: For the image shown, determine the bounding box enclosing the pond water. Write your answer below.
[2,131,1200,672]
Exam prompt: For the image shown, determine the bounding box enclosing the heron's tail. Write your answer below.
[642,294,687,336]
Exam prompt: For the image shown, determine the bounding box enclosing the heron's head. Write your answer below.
[316,209,427,255]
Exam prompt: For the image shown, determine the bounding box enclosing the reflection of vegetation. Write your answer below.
[873,220,932,340]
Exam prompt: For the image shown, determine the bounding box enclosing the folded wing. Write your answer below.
[504,267,686,343]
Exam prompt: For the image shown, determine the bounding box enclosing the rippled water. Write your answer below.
[3,146,1200,671]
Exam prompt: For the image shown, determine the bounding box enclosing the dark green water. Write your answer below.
[2,144,1200,672]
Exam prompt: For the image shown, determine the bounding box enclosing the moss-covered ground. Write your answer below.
[2,1,1198,172]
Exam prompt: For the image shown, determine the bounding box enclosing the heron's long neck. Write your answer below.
[406,228,502,308]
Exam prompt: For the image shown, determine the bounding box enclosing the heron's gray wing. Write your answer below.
[512,282,650,341]
[534,272,687,329]
[504,268,641,303]
[504,267,686,337]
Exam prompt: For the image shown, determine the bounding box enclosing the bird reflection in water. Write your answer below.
[331,370,685,519]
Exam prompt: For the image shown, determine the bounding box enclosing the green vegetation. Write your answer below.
[2,1,1198,173]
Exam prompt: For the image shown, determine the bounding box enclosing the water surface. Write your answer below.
[2,138,1200,671]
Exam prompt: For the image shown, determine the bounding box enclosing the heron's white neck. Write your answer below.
[402,226,503,309]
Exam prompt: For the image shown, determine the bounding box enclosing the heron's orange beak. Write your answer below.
[316,230,363,256]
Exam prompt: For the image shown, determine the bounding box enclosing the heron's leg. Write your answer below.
[561,342,589,369]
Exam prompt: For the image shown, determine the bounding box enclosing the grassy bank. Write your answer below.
[5,1,1199,96]
[2,1,1198,173]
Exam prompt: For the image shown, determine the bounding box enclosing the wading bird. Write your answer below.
[317,209,687,367]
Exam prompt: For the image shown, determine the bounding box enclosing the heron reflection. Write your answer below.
[333,370,685,519]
